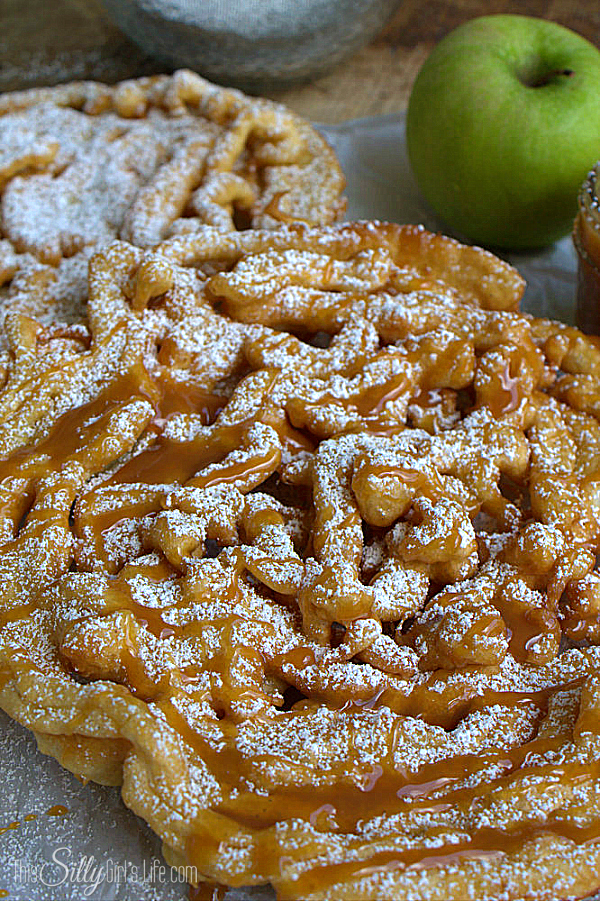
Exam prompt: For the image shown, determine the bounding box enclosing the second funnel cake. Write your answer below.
[0,69,345,346]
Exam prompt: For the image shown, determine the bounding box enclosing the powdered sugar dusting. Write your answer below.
[1,206,600,901]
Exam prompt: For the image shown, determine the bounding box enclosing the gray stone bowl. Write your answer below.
[99,0,402,91]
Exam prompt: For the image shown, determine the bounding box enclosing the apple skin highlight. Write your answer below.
[406,14,600,250]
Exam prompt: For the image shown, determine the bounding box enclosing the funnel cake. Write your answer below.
[0,69,345,368]
[2,221,600,901]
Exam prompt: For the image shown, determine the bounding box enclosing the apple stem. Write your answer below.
[529,68,574,87]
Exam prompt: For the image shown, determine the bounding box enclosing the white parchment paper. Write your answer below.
[0,112,581,901]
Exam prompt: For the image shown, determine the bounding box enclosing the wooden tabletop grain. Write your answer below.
[1,0,600,122]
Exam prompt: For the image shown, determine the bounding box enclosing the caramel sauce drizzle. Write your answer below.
[183,692,600,891]
[107,390,230,487]
[108,427,224,487]
[0,365,309,572]
[111,419,282,490]
[209,728,564,834]
[263,190,304,225]
[107,370,309,491]
[284,820,600,899]
[2,304,600,898]
[45,805,69,817]
[492,595,555,663]
[0,370,155,482]
[107,561,179,640]
[363,465,422,484]
[272,646,317,671]
[488,360,521,418]
[300,373,410,433]
[353,374,410,418]
[362,464,439,497]
[189,884,227,901]
[395,681,565,730]
[0,604,37,630]
[0,806,67,838]
[157,382,227,421]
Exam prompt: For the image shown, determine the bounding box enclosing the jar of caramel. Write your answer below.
[574,164,600,334]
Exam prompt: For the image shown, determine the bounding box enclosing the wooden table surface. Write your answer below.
[1,0,600,122]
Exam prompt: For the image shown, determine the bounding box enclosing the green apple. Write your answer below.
[406,15,600,249]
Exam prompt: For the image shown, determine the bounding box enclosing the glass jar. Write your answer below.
[574,164,600,334]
